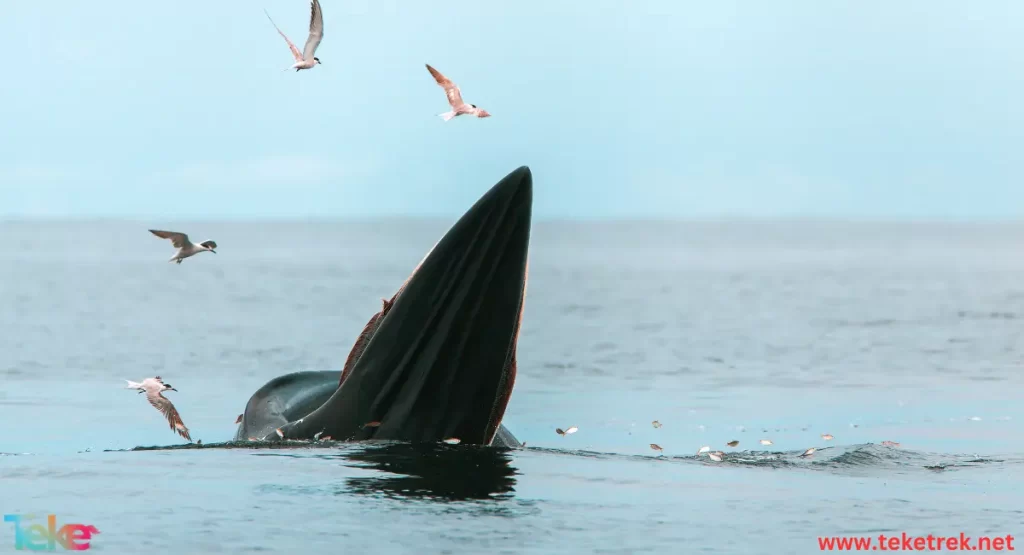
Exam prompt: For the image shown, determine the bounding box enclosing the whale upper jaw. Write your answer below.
[269,166,533,445]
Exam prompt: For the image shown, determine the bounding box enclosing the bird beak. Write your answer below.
[170,387,178,392]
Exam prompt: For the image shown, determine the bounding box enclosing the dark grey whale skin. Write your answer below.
[234,166,533,448]
[233,371,521,447]
[233,370,341,442]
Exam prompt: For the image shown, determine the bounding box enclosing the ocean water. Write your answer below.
[1,220,1022,554]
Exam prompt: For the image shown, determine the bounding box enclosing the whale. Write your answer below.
[234,165,532,447]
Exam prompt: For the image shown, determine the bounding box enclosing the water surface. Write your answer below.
[2,220,1022,553]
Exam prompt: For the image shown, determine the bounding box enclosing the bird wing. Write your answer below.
[302,0,324,61]
[147,391,192,442]
[149,230,190,249]
[264,9,303,62]
[426,64,464,108]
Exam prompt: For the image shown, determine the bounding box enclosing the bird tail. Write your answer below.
[438,111,456,122]
[125,380,142,389]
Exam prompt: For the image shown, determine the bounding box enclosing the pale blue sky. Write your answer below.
[0,1,1021,219]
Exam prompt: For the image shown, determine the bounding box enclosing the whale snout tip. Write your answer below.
[493,165,533,208]
[516,166,532,196]
[511,166,532,189]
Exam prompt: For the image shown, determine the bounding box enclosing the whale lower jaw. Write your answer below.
[235,166,533,447]
[234,370,522,447]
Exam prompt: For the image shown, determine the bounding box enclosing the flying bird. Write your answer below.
[124,377,192,442]
[149,230,217,264]
[425,64,491,121]
[265,0,324,72]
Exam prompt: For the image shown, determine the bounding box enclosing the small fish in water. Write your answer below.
[650,443,663,452]
[821,434,834,441]
[652,421,662,429]
[364,421,382,428]
[696,445,710,455]
[442,438,461,445]
[275,428,284,439]
[881,440,900,447]
[555,426,579,436]
[708,451,724,462]
[235,414,243,424]
[759,439,773,446]
[800,447,816,457]
[726,440,739,447]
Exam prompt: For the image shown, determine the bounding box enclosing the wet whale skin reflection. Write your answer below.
[235,166,532,447]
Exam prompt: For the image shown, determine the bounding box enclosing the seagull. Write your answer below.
[425,64,491,121]
[265,0,324,72]
[124,377,192,442]
[149,230,217,264]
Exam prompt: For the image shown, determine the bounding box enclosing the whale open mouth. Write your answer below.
[271,166,533,444]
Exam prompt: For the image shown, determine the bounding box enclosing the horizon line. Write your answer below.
[2,214,1024,226]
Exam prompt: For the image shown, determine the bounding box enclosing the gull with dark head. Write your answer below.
[265,0,324,72]
[149,229,217,264]
[425,64,491,121]
[124,376,192,442]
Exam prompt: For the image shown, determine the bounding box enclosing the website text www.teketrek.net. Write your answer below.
[819,533,1014,551]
